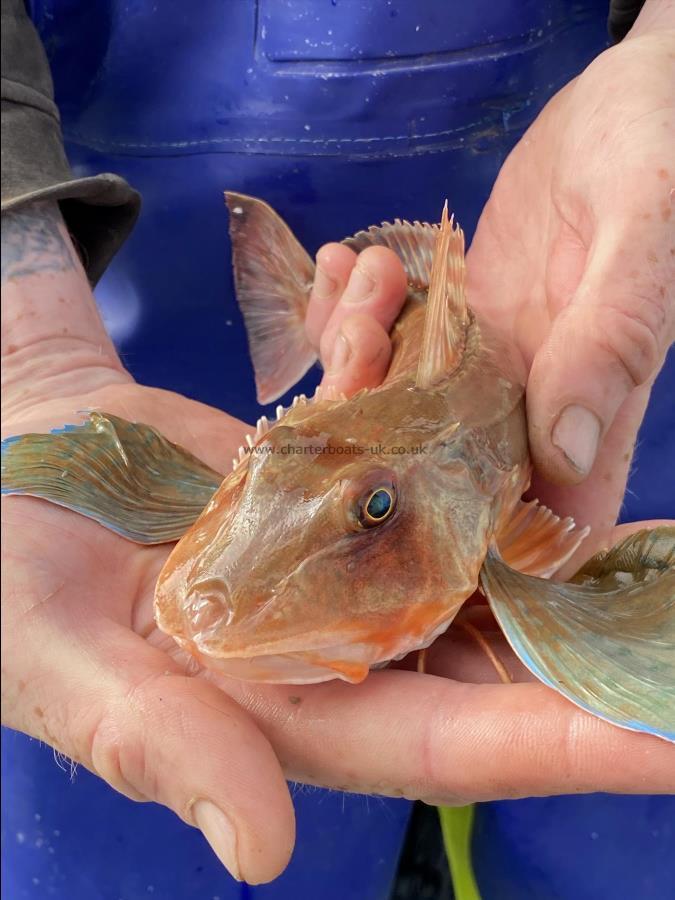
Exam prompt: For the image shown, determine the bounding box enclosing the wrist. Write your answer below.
[2,201,129,418]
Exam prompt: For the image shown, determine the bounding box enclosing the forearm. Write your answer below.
[1,201,130,421]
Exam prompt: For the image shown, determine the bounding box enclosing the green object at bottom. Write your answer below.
[438,805,481,900]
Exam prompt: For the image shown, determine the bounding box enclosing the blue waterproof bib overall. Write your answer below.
[3,2,674,897]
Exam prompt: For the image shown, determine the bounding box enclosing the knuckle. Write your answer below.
[595,293,667,388]
[416,694,465,803]
[319,330,335,367]
[88,709,149,802]
[555,711,581,785]
[553,709,608,793]
[88,672,168,802]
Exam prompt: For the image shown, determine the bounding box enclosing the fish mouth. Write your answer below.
[176,609,458,685]
[187,640,376,685]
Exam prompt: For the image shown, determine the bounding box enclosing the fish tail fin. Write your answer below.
[1,412,223,544]
[416,201,468,389]
[481,526,675,742]
[225,192,318,404]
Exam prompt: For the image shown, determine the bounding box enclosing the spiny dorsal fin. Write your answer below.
[342,219,439,289]
[415,202,468,389]
[230,385,349,473]
[225,192,318,405]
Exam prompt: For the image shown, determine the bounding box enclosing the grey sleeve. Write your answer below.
[608,0,647,41]
[1,0,141,284]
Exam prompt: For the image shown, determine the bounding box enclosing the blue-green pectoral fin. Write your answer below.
[480,527,675,742]
[1,412,223,544]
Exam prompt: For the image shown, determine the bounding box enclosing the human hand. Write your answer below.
[3,32,674,885]
[310,5,675,567]
[464,10,675,558]
[2,203,300,883]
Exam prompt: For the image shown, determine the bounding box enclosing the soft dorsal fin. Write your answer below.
[342,219,439,289]
[225,192,318,404]
[415,202,468,389]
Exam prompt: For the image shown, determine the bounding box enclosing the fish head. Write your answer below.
[154,394,496,683]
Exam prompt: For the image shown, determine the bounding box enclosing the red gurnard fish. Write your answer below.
[2,194,674,742]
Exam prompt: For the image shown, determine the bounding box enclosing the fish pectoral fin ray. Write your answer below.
[570,526,675,588]
[480,526,675,742]
[415,202,468,389]
[342,218,439,290]
[225,192,318,404]
[496,498,590,578]
[1,412,223,544]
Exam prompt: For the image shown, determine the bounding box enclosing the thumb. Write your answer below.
[527,230,674,485]
[11,623,295,885]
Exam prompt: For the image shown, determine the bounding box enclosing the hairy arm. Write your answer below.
[1,202,131,424]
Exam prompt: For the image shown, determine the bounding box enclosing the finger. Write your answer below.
[7,617,294,885]
[527,219,674,487]
[418,613,536,685]
[229,670,675,806]
[305,243,357,349]
[527,382,653,565]
[319,245,408,378]
[319,313,392,397]
[393,630,533,684]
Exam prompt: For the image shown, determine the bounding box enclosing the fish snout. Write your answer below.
[181,576,236,643]
[181,574,289,652]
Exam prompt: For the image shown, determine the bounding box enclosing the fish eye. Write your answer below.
[359,486,396,528]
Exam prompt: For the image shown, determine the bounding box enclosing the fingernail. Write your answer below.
[551,405,602,476]
[193,800,242,881]
[345,263,376,302]
[328,331,352,373]
[313,265,337,300]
